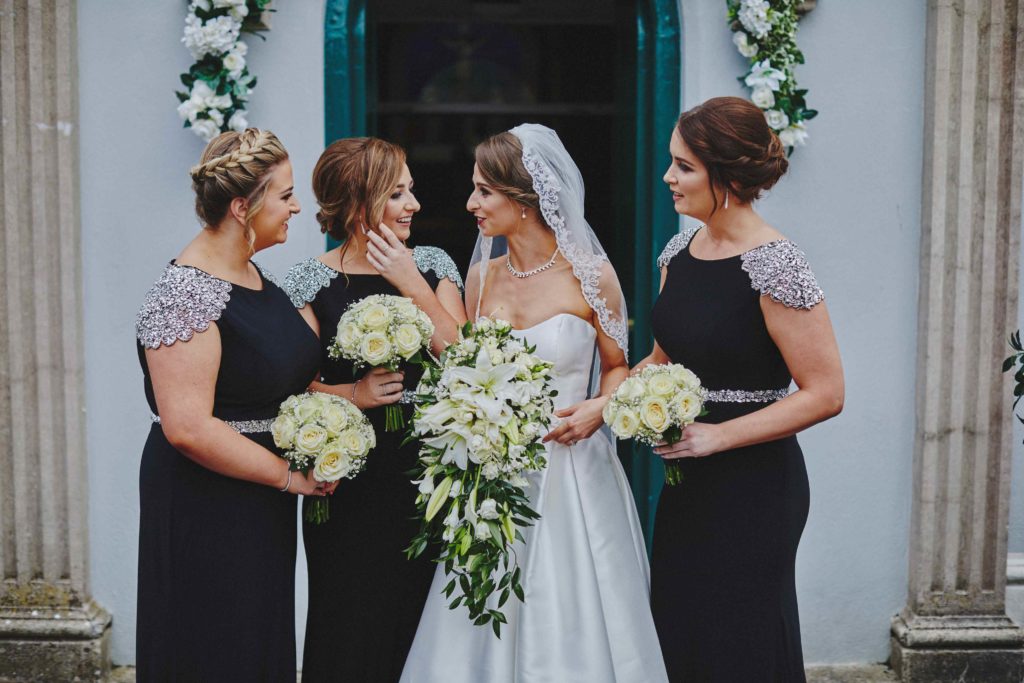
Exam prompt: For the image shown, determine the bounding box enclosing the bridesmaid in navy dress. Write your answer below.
[284,138,466,682]
[135,129,326,681]
[638,97,844,681]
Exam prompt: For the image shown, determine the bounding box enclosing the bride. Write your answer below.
[400,124,669,682]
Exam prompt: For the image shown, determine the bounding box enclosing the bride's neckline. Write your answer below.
[506,312,594,334]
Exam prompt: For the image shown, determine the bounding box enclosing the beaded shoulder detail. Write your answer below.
[136,263,232,349]
[283,257,338,309]
[657,224,701,268]
[251,260,280,288]
[413,245,464,290]
[740,240,824,310]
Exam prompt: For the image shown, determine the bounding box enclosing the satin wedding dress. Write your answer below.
[400,313,669,683]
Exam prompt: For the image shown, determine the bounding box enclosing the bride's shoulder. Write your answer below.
[412,245,464,290]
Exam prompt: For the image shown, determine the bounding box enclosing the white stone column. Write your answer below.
[891,1,1024,681]
[0,0,110,679]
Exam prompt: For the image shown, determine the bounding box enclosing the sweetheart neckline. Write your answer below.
[508,312,595,335]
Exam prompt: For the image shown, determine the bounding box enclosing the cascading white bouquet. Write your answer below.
[328,294,435,432]
[271,392,375,524]
[406,318,556,637]
[603,363,705,486]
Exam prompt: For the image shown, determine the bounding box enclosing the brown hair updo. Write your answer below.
[190,128,289,251]
[474,132,540,217]
[312,137,406,250]
[676,96,788,214]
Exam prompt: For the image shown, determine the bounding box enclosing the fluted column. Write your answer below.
[891,1,1024,681]
[0,1,110,680]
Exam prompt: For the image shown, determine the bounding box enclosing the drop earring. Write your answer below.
[724,192,730,209]
[521,208,527,219]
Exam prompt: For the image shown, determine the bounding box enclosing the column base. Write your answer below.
[0,599,111,683]
[890,612,1024,682]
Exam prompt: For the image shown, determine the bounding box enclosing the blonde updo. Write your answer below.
[190,128,289,250]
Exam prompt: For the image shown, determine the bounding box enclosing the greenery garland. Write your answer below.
[175,0,273,141]
[726,0,816,152]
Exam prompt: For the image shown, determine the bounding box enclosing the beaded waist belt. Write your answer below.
[704,388,790,403]
[150,412,275,434]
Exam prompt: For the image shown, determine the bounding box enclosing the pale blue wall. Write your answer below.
[679,0,925,665]
[79,0,931,668]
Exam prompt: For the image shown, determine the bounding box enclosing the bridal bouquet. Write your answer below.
[328,294,435,431]
[603,363,705,486]
[406,318,556,637]
[271,392,375,524]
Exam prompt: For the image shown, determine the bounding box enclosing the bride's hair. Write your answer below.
[676,96,788,215]
[313,137,406,266]
[189,128,289,252]
[474,132,542,221]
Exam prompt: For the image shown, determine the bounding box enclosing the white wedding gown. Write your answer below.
[400,313,669,683]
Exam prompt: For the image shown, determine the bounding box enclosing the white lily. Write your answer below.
[448,350,519,424]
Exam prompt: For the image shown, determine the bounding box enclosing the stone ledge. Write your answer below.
[892,612,1024,648]
[0,600,111,683]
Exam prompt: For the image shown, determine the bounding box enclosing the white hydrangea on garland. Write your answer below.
[175,0,273,142]
[727,0,816,151]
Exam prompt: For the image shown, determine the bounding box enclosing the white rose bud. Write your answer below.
[474,522,491,541]
[669,365,701,390]
[647,373,676,398]
[337,427,368,456]
[640,397,670,434]
[313,442,349,482]
[271,414,298,449]
[395,323,424,359]
[478,498,499,520]
[359,303,391,331]
[360,332,392,366]
[295,423,329,456]
[764,109,790,131]
[617,377,646,402]
[674,390,703,423]
[609,407,640,439]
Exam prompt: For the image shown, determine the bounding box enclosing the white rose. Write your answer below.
[190,80,216,102]
[669,365,701,390]
[359,303,391,331]
[640,397,670,434]
[227,109,247,134]
[176,99,203,123]
[616,377,646,402]
[222,50,246,78]
[647,373,676,398]
[474,522,491,541]
[778,122,809,148]
[395,323,424,359]
[190,118,220,142]
[337,427,368,456]
[732,30,759,58]
[313,442,349,482]
[335,320,361,351]
[360,332,392,366]
[192,0,211,10]
[481,462,500,479]
[206,108,224,127]
[751,85,775,109]
[295,397,321,423]
[609,406,640,438]
[281,395,301,414]
[206,92,233,111]
[674,390,703,423]
[764,109,790,131]
[271,414,298,449]
[478,498,499,520]
[321,402,347,435]
[295,423,329,455]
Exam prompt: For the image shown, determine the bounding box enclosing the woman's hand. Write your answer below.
[654,423,726,460]
[287,469,330,496]
[366,224,426,294]
[353,367,405,409]
[542,397,608,447]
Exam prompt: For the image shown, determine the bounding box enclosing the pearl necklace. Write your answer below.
[506,247,559,278]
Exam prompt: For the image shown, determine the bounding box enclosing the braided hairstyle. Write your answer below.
[675,96,789,215]
[190,128,289,251]
[474,132,540,217]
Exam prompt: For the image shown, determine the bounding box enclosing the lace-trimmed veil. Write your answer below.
[468,124,629,358]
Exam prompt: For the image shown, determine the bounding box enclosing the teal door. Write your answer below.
[323,0,680,545]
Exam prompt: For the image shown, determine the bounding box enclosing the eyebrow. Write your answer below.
[279,185,294,195]
[673,156,694,167]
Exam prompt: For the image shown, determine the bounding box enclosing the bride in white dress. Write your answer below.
[400,124,669,683]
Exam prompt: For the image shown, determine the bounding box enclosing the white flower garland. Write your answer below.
[727,0,816,151]
[175,0,272,142]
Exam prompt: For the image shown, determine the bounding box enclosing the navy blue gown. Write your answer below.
[284,247,463,683]
[135,261,320,682]
[649,226,825,683]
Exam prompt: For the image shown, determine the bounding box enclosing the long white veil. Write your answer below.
[468,123,629,358]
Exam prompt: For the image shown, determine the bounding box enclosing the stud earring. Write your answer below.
[521,208,526,219]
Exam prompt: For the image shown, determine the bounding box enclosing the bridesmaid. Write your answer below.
[638,97,844,681]
[284,137,466,682]
[135,128,325,681]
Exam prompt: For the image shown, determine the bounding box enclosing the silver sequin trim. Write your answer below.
[740,240,824,310]
[413,246,464,290]
[252,260,280,288]
[283,258,338,308]
[150,412,274,433]
[704,388,790,403]
[136,264,232,349]
[657,225,700,269]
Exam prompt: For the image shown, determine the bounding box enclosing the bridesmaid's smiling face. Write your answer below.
[664,129,719,222]
[249,159,300,251]
[467,164,520,237]
[378,163,420,242]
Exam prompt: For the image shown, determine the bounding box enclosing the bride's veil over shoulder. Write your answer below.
[468,123,630,358]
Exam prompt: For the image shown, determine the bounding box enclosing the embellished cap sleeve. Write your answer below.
[740,240,824,310]
[136,264,232,349]
[283,257,338,308]
[413,245,464,290]
[251,260,281,288]
[657,225,700,269]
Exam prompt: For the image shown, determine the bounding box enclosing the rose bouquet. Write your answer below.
[271,392,375,524]
[406,318,556,637]
[603,363,705,486]
[328,294,435,431]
